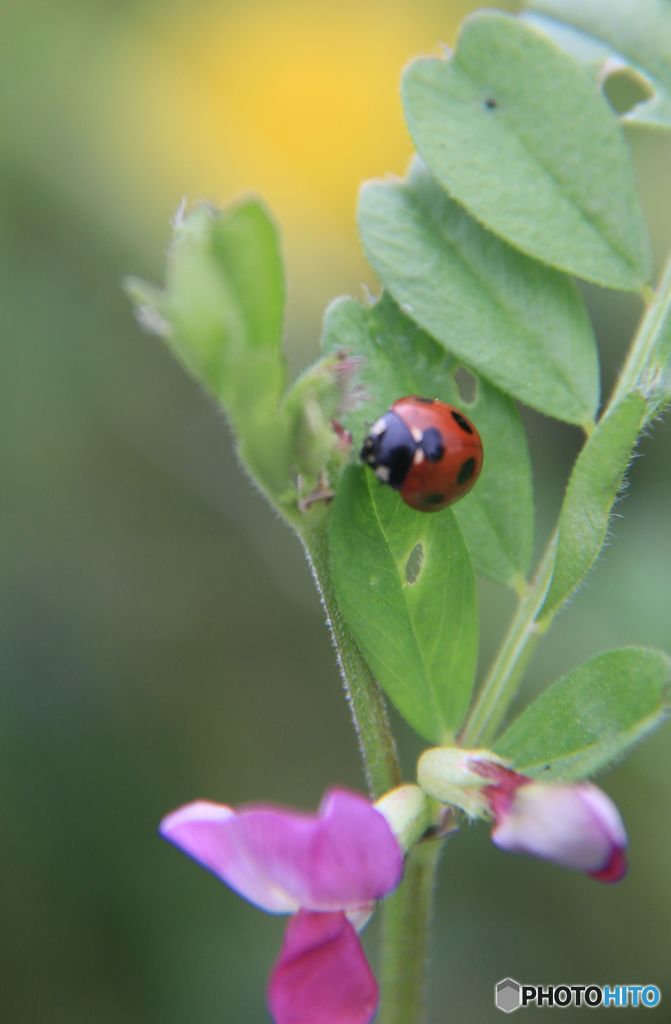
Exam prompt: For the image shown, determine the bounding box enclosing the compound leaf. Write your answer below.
[358,161,599,424]
[402,13,651,289]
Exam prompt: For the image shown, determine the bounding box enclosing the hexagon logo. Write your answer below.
[496,978,522,1014]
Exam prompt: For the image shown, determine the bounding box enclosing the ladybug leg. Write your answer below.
[297,472,336,512]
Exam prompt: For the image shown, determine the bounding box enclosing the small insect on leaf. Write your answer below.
[359,397,484,513]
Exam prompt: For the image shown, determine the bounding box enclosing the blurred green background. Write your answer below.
[1,1,670,1021]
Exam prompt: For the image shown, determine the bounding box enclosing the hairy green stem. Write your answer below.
[608,254,671,412]
[304,518,438,1023]
[302,519,401,797]
[460,533,556,746]
[378,839,443,1024]
[462,250,671,749]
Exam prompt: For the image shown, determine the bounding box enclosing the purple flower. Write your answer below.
[472,761,628,882]
[160,788,404,1024]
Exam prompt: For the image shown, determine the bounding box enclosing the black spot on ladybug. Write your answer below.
[421,427,445,462]
[451,410,474,435]
[425,493,446,506]
[484,97,498,110]
[458,457,476,486]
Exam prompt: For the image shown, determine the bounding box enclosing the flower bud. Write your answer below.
[374,784,431,852]
[488,779,627,882]
[417,746,627,882]
[417,747,509,818]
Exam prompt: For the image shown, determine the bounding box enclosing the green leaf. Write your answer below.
[646,308,671,419]
[454,387,533,588]
[165,201,285,409]
[521,0,671,131]
[358,160,599,424]
[494,648,671,780]
[322,294,533,585]
[402,12,651,290]
[540,393,648,621]
[128,199,290,497]
[280,352,355,488]
[631,260,671,421]
[329,465,477,742]
[321,294,450,431]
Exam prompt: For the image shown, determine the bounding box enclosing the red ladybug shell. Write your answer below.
[360,396,483,513]
[395,397,483,511]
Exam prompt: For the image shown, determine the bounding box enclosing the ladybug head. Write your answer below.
[360,412,416,489]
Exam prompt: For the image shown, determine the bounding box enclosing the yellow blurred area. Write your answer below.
[109,0,471,332]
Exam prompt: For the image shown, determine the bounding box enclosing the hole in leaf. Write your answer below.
[602,67,653,116]
[454,367,478,405]
[405,542,424,585]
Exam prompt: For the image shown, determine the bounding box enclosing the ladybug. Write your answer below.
[360,396,483,512]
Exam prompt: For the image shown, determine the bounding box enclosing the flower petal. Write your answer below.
[302,789,404,908]
[159,789,403,914]
[160,800,299,913]
[491,782,627,882]
[268,911,378,1024]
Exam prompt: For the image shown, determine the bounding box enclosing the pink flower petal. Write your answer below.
[160,800,299,913]
[491,781,627,881]
[160,789,403,914]
[268,911,378,1024]
[590,846,627,884]
[301,789,404,908]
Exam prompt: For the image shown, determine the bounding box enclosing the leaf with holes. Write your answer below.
[402,12,651,290]
[358,160,598,425]
[495,648,671,780]
[521,0,671,131]
[540,393,648,622]
[322,294,533,585]
[329,465,477,742]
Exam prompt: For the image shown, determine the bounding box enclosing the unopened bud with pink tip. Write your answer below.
[482,773,628,883]
[418,748,627,882]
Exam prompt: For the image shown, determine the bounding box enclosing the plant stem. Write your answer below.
[305,519,439,1023]
[302,519,401,798]
[460,531,556,746]
[305,517,439,1024]
[608,254,671,413]
[378,839,443,1024]
[462,250,671,749]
